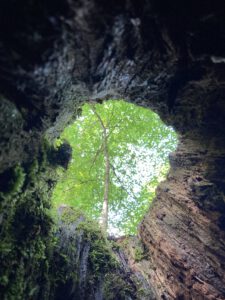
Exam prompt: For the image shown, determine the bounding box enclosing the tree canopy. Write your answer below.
[52,100,177,235]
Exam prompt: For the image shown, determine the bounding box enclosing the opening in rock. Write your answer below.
[52,100,177,235]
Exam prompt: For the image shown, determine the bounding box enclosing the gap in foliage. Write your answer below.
[51,100,178,236]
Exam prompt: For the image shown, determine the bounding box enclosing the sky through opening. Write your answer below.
[52,100,178,235]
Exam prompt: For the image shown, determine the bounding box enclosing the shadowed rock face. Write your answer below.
[0,0,225,299]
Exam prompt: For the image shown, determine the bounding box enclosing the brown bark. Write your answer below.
[139,136,225,299]
[1,1,225,299]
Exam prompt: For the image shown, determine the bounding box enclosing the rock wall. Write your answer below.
[0,0,225,299]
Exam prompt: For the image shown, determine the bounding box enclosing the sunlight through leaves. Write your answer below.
[52,100,177,235]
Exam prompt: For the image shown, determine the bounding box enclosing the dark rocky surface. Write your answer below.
[53,207,154,300]
[0,0,225,299]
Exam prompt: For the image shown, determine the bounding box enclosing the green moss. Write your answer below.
[103,273,133,300]
[134,246,145,262]
[0,165,25,199]
[9,165,25,195]
[61,206,84,224]
[119,237,147,263]
[54,207,140,299]
[0,138,60,299]
[61,207,119,276]
[119,237,130,248]
[28,159,39,179]
[0,140,146,300]
[89,237,118,275]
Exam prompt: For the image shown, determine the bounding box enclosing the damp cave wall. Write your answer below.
[0,0,225,299]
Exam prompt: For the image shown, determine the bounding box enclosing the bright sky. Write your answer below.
[108,143,171,236]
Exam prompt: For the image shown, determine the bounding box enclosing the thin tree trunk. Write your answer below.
[90,103,110,232]
[100,138,110,232]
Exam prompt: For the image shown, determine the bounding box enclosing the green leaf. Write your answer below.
[52,100,177,235]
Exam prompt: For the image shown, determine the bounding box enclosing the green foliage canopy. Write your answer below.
[52,100,177,235]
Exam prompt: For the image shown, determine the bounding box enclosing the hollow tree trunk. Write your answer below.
[1,1,225,299]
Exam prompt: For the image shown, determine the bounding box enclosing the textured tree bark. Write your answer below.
[140,136,225,299]
[1,0,225,299]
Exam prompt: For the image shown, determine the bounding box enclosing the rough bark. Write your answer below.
[0,0,225,299]
[140,136,225,299]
